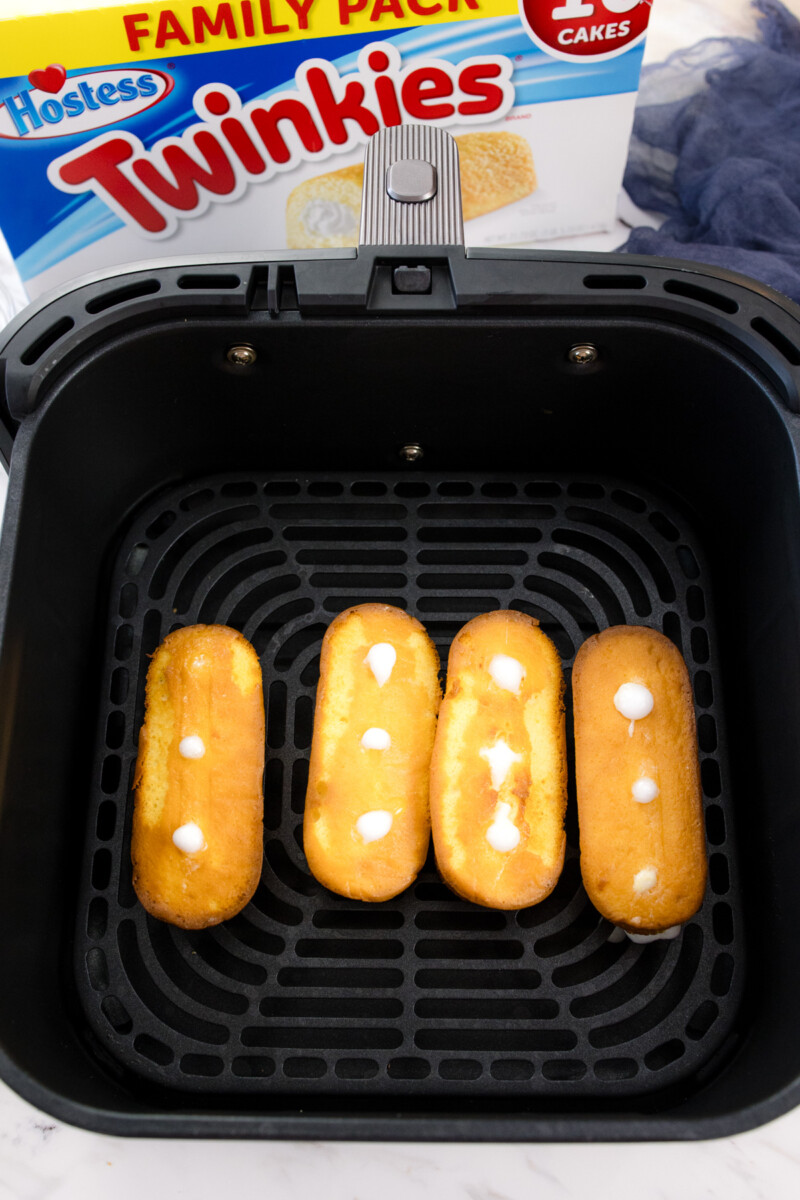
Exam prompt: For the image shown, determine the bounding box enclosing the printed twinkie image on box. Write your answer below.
[0,1,652,298]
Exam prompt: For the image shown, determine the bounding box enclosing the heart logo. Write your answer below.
[28,64,67,94]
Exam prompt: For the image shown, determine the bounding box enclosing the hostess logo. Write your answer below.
[0,66,173,140]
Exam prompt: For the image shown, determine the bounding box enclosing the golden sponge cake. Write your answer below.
[430,610,567,910]
[457,131,537,221]
[132,624,264,929]
[303,604,441,901]
[572,625,707,935]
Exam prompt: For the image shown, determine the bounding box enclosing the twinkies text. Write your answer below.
[48,45,513,236]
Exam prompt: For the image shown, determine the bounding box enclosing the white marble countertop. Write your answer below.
[3,1,800,1195]
[3,1077,800,1200]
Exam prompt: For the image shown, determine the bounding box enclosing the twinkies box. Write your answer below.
[0,1,652,299]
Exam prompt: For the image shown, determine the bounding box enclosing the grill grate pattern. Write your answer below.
[75,473,743,1097]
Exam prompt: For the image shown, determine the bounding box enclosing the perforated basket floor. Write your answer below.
[75,472,743,1101]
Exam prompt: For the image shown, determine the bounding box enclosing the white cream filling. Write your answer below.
[364,642,396,687]
[633,866,658,895]
[179,735,206,759]
[356,810,393,844]
[626,925,681,944]
[632,775,659,803]
[360,727,391,750]
[172,822,206,854]
[486,802,521,853]
[614,682,654,736]
[301,199,358,238]
[479,738,522,791]
[488,653,525,695]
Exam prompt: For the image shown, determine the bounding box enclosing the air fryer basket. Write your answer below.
[76,467,740,1104]
[3,133,800,1138]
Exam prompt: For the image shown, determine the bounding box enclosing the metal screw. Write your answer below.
[568,343,598,365]
[227,344,257,367]
[399,443,424,463]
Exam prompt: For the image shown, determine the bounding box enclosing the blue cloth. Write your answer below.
[621,1,800,302]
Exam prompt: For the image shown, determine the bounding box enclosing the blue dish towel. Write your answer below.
[622,0,800,301]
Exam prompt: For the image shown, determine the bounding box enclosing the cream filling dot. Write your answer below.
[356,810,393,843]
[179,735,206,759]
[172,822,206,854]
[364,643,396,687]
[488,654,525,695]
[479,738,522,791]
[614,682,654,736]
[633,866,658,895]
[486,802,521,853]
[361,727,391,750]
[632,776,659,803]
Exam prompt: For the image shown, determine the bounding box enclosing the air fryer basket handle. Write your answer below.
[359,126,465,250]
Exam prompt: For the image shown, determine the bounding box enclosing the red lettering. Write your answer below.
[366,48,402,125]
[202,88,266,171]
[338,0,368,24]
[375,76,402,126]
[401,67,454,121]
[369,0,404,20]
[56,137,167,233]
[242,0,256,35]
[284,0,316,30]
[204,90,230,116]
[305,67,379,144]
[457,63,504,116]
[408,0,442,13]
[192,4,238,42]
[222,117,265,172]
[132,131,236,209]
[123,12,151,52]
[250,98,323,162]
[259,0,290,33]
[155,10,191,48]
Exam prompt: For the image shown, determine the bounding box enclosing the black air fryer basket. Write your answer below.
[1,127,800,1140]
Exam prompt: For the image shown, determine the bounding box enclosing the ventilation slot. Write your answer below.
[583,274,646,289]
[233,1056,276,1077]
[101,995,132,1034]
[439,1059,482,1080]
[20,316,74,365]
[751,316,800,365]
[663,278,738,313]
[134,1034,173,1066]
[177,273,241,289]
[180,1055,224,1076]
[85,278,161,314]
[284,1057,326,1078]
[492,1060,534,1081]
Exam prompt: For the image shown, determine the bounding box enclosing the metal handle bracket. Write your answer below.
[359,126,465,248]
